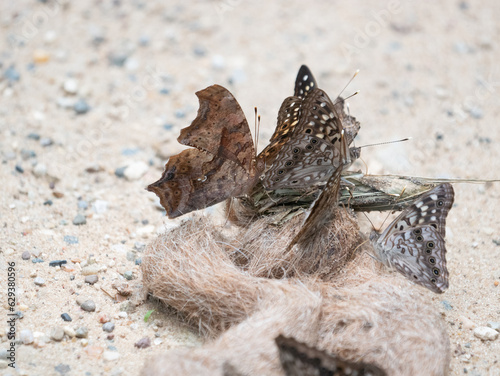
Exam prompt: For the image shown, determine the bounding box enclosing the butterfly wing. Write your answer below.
[262,89,348,190]
[294,65,317,99]
[287,165,342,250]
[177,84,257,174]
[275,335,387,376]
[371,183,454,293]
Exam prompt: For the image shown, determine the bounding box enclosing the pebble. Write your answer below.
[78,200,89,210]
[54,364,71,375]
[81,264,100,276]
[15,165,24,173]
[63,79,79,95]
[108,50,129,67]
[103,351,120,361]
[134,337,151,349]
[33,49,50,63]
[175,109,186,118]
[4,65,21,83]
[80,300,96,312]
[126,251,136,262]
[75,327,89,338]
[135,258,142,265]
[72,213,87,225]
[123,161,148,180]
[64,235,79,244]
[63,326,76,338]
[193,46,206,57]
[33,277,45,286]
[33,163,47,177]
[44,199,53,206]
[21,149,36,160]
[118,312,128,319]
[20,329,34,344]
[85,275,98,285]
[22,251,31,260]
[50,327,64,341]
[74,99,90,115]
[102,322,115,333]
[460,316,476,330]
[92,200,108,214]
[134,242,146,251]
[123,271,134,280]
[469,107,484,119]
[61,313,72,322]
[487,322,500,332]
[441,300,453,311]
[473,326,499,341]
[49,260,67,267]
[27,132,41,141]
[114,166,127,178]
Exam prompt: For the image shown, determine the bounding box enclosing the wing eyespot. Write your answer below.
[433,268,440,276]
[416,235,424,242]
[293,148,300,154]
[430,278,437,284]
[427,241,435,248]
[413,229,422,235]
[428,257,436,264]
[437,200,444,207]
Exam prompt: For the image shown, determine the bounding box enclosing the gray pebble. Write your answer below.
[61,313,72,322]
[102,322,115,333]
[134,242,146,251]
[193,46,206,57]
[32,257,44,263]
[15,165,24,173]
[20,329,34,344]
[3,65,20,83]
[138,35,150,46]
[22,251,31,260]
[40,137,53,147]
[126,251,136,262]
[34,277,45,286]
[21,149,36,160]
[123,271,134,280]
[134,337,151,349]
[72,213,87,225]
[80,300,96,312]
[54,364,71,375]
[84,275,98,285]
[135,258,142,265]
[64,235,79,244]
[44,199,53,206]
[77,200,89,210]
[115,166,127,178]
[27,133,41,140]
[75,327,89,338]
[74,99,90,114]
[108,51,129,67]
[175,109,186,118]
[441,300,453,311]
[50,327,64,341]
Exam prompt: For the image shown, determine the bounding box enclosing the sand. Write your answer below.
[0,0,499,375]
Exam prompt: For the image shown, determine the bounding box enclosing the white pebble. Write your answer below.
[33,163,47,177]
[63,79,79,95]
[20,329,34,344]
[63,326,76,338]
[118,312,128,319]
[123,161,148,180]
[103,351,121,361]
[473,326,499,341]
[33,277,45,286]
[92,200,108,214]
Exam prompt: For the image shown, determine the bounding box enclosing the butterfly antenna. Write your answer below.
[254,107,259,157]
[337,69,359,99]
[352,239,369,255]
[361,211,376,230]
[358,137,411,149]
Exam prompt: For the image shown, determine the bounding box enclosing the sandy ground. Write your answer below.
[0,0,499,375]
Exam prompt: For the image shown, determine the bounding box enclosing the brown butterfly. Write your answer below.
[147,85,263,218]
[275,335,387,376]
[260,66,360,191]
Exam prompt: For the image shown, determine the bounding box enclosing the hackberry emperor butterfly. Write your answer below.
[275,335,387,376]
[370,183,455,293]
[148,85,263,218]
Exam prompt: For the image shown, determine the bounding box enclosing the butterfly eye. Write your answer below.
[413,229,422,235]
[437,200,444,207]
[433,268,440,276]
[429,257,436,264]
[427,241,435,248]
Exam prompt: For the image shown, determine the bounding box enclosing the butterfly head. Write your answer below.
[369,230,380,243]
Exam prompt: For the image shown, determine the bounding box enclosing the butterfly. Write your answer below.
[370,183,455,293]
[147,85,263,218]
[260,65,360,191]
[275,335,387,376]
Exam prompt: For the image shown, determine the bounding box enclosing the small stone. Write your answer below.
[103,350,120,361]
[123,161,148,180]
[115,166,126,178]
[80,300,96,312]
[63,326,76,338]
[22,251,31,260]
[75,327,89,338]
[21,149,36,160]
[92,200,108,214]
[63,79,79,95]
[53,191,64,198]
[40,138,53,147]
[4,65,20,83]
[33,163,47,177]
[54,364,71,375]
[102,322,115,333]
[134,242,146,251]
[64,235,79,244]
[78,200,89,210]
[108,50,129,67]
[49,260,67,267]
[34,277,45,286]
[460,316,476,330]
[123,271,134,280]
[85,275,98,285]
[72,213,87,225]
[193,46,206,57]
[20,329,34,344]
[118,312,128,319]
[32,257,44,264]
[44,199,53,206]
[50,327,64,341]
[81,264,100,276]
[61,313,72,322]
[15,164,24,173]
[126,251,136,262]
[469,107,484,119]
[175,109,186,118]
[74,99,90,115]
[138,35,150,46]
[473,326,499,341]
[487,322,500,332]
[441,300,453,311]
[33,49,50,63]
[135,258,142,265]
[27,132,41,140]
[134,337,151,349]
